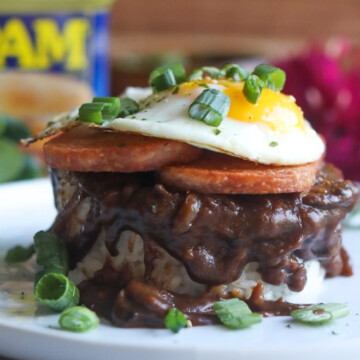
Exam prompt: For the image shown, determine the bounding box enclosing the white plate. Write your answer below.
[0,178,360,360]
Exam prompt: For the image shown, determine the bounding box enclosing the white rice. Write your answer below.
[69,229,325,302]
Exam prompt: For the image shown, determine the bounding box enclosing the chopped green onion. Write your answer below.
[198,82,210,89]
[269,141,279,147]
[253,64,286,91]
[118,97,139,117]
[35,273,79,312]
[188,69,203,81]
[78,97,121,124]
[5,244,35,264]
[150,68,177,92]
[291,303,350,325]
[164,308,187,333]
[188,66,222,81]
[78,103,104,124]
[93,97,121,121]
[34,267,67,286]
[221,64,248,82]
[243,75,264,104]
[59,306,99,332]
[33,231,69,276]
[213,129,221,135]
[214,299,262,329]
[149,62,186,92]
[189,89,230,127]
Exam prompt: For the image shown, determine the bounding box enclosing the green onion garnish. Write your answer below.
[150,68,177,92]
[59,306,99,332]
[188,66,222,81]
[34,267,67,286]
[79,97,121,124]
[118,97,140,117]
[149,62,186,92]
[221,64,248,82]
[33,231,69,279]
[78,103,105,124]
[243,75,264,104]
[214,299,262,329]
[93,97,121,121]
[269,141,279,147]
[290,303,350,325]
[164,308,187,333]
[5,244,35,264]
[253,64,286,91]
[189,89,230,127]
[35,273,79,312]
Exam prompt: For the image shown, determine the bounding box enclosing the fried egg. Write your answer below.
[105,80,325,165]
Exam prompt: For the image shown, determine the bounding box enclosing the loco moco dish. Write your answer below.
[33,63,358,329]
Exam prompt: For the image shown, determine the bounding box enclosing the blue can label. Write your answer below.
[0,12,110,96]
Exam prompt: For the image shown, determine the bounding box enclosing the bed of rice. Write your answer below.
[69,229,325,303]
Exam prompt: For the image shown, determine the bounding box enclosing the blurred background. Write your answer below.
[0,0,360,182]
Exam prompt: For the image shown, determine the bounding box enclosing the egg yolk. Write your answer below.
[180,80,304,132]
[222,81,304,132]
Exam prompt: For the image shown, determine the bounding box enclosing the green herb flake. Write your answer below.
[213,129,221,135]
[118,143,126,148]
[199,83,210,89]
[141,118,147,121]
[269,141,279,147]
[172,86,180,95]
[151,205,158,214]
[164,308,187,333]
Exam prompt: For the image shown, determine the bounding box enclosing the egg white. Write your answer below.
[104,86,325,165]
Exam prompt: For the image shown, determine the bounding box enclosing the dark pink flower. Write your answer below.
[275,39,360,180]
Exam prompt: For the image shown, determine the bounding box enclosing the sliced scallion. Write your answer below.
[35,273,79,312]
[189,88,230,127]
[149,62,186,92]
[188,66,222,81]
[164,308,187,333]
[118,97,139,117]
[214,298,262,329]
[150,68,177,92]
[93,97,121,121]
[78,103,104,124]
[290,303,350,325]
[221,64,248,82]
[243,75,264,104]
[5,244,35,264]
[253,64,286,91]
[59,306,99,332]
[33,231,69,276]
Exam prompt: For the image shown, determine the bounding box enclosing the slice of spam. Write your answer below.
[159,151,321,194]
[44,125,203,172]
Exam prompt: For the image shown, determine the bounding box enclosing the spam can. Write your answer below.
[0,0,114,132]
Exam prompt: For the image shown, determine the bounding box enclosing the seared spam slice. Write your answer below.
[44,126,203,172]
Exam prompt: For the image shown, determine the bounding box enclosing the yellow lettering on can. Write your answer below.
[0,19,34,68]
[34,18,90,70]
